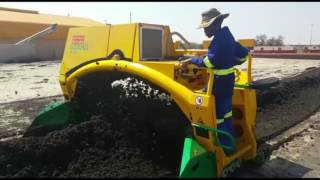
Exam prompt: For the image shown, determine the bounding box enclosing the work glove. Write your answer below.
[234,56,244,65]
[234,54,249,66]
[180,58,193,72]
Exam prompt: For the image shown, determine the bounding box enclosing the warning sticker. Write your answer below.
[70,35,89,53]
[195,96,204,106]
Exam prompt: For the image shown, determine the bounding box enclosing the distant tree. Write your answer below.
[255,34,268,46]
[256,34,285,46]
[266,37,276,46]
[275,35,284,46]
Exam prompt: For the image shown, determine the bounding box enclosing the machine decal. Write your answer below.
[195,96,204,106]
[70,35,88,53]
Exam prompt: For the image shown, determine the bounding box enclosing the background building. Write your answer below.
[0,7,104,62]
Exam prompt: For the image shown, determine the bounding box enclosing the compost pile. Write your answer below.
[255,67,320,140]
[1,68,320,178]
[0,118,174,178]
[0,74,191,178]
[256,67,320,109]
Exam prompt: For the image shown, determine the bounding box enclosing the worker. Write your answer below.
[182,8,249,155]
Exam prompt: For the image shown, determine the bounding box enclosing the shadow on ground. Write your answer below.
[230,155,312,178]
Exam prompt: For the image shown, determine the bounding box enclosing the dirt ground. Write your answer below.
[232,110,320,178]
[0,58,320,104]
[0,95,63,141]
[0,60,61,104]
[0,58,320,177]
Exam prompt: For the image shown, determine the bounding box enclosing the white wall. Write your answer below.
[0,39,66,63]
[0,43,37,63]
[34,39,65,60]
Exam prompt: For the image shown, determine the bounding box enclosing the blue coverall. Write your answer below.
[191,26,249,153]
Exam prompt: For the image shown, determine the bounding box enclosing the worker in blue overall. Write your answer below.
[182,8,249,155]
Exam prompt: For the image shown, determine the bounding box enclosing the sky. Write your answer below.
[0,2,319,45]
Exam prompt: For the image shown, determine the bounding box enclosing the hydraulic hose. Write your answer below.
[170,31,191,50]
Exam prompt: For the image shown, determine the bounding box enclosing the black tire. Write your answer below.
[243,143,270,167]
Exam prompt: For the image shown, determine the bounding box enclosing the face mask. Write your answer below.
[204,27,212,37]
[204,18,223,38]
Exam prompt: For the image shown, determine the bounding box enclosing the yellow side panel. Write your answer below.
[163,26,176,57]
[235,69,251,84]
[233,89,244,106]
[60,26,110,74]
[132,23,140,62]
[245,90,257,127]
[140,61,176,79]
[238,39,256,48]
[202,40,211,49]
[107,24,137,60]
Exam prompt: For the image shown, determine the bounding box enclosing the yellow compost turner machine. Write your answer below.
[25,23,277,177]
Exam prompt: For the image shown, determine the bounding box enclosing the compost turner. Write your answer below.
[25,23,278,177]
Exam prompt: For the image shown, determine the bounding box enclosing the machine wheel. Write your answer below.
[245,143,270,167]
[221,159,242,177]
[255,143,271,166]
[235,159,242,168]
[221,168,228,178]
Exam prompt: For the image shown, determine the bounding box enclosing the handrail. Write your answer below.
[191,123,236,151]
[171,31,191,50]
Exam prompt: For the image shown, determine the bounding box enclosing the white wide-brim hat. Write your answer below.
[198,8,229,29]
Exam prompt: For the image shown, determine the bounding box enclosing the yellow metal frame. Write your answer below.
[59,23,257,177]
